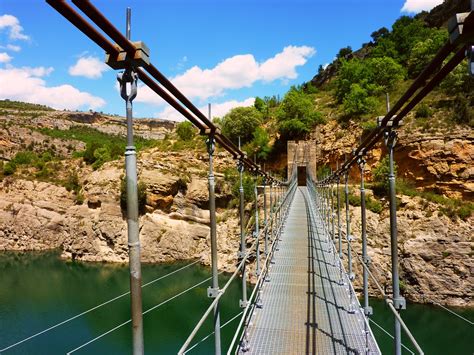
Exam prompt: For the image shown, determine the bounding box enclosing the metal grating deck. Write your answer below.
[240,187,380,354]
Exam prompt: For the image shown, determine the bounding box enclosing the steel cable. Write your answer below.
[66,272,219,354]
[0,260,199,352]
[183,311,244,354]
[369,318,415,355]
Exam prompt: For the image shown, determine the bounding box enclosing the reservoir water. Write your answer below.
[0,251,472,354]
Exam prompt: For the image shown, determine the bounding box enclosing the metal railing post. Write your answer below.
[237,138,248,308]
[331,177,335,246]
[357,156,372,318]
[385,128,406,355]
[344,171,354,281]
[205,104,221,355]
[263,177,268,255]
[117,8,143,354]
[269,180,273,239]
[254,179,260,276]
[337,173,342,259]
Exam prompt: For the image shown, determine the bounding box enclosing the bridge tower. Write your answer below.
[287,140,317,185]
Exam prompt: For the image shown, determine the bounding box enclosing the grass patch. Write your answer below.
[397,179,473,221]
[347,192,383,214]
[0,99,54,111]
[38,126,158,169]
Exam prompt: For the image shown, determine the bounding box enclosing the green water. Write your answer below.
[370,298,474,354]
[0,251,242,354]
[0,251,472,354]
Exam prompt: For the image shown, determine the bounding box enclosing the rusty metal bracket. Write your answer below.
[105,41,150,69]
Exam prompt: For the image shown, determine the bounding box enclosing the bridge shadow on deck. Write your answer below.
[240,188,380,354]
[303,191,359,355]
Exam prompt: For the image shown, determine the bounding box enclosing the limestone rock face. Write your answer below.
[0,148,241,273]
[312,123,473,199]
[341,195,473,307]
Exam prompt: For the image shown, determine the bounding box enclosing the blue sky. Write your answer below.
[0,0,443,120]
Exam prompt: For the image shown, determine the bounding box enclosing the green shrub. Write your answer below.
[221,107,262,145]
[231,173,255,201]
[13,151,37,165]
[372,156,397,194]
[366,197,383,214]
[277,87,325,139]
[64,171,81,194]
[176,121,196,141]
[75,192,84,205]
[415,103,432,118]
[347,192,382,213]
[39,126,158,169]
[3,161,16,175]
[120,178,147,215]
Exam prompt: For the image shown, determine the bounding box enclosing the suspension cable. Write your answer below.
[183,311,244,354]
[0,260,200,353]
[369,318,415,355]
[178,179,296,355]
[352,252,424,354]
[66,273,217,354]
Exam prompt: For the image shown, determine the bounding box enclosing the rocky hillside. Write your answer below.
[0,102,247,270]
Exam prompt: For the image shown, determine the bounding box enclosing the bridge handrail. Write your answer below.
[46,0,284,185]
[178,175,297,354]
[226,178,298,354]
[353,252,424,354]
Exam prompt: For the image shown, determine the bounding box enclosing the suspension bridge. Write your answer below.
[1,1,473,354]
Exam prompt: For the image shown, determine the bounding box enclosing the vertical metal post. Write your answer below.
[344,171,354,281]
[254,180,260,276]
[118,8,143,355]
[385,129,405,355]
[206,104,221,355]
[269,180,273,239]
[238,138,248,308]
[337,171,342,259]
[331,177,335,244]
[358,157,372,317]
[263,177,268,255]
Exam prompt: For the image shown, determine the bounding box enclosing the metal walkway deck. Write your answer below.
[241,187,380,354]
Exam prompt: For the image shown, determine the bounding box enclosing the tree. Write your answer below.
[243,126,271,161]
[254,97,267,113]
[342,83,377,116]
[373,156,397,193]
[407,29,448,77]
[367,56,405,91]
[337,46,352,59]
[371,27,389,44]
[390,16,431,64]
[277,87,325,139]
[176,121,196,141]
[221,106,262,145]
[335,57,405,115]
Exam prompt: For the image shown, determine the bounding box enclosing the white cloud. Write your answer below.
[69,56,109,79]
[259,45,315,82]
[401,0,443,13]
[135,84,166,106]
[0,14,29,40]
[136,45,315,105]
[322,63,329,70]
[0,66,105,110]
[0,52,12,63]
[6,44,21,52]
[0,44,21,52]
[156,97,255,122]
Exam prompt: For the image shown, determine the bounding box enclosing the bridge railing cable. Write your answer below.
[178,172,297,354]
[350,248,424,355]
[369,319,415,355]
[0,260,199,353]
[66,273,220,354]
